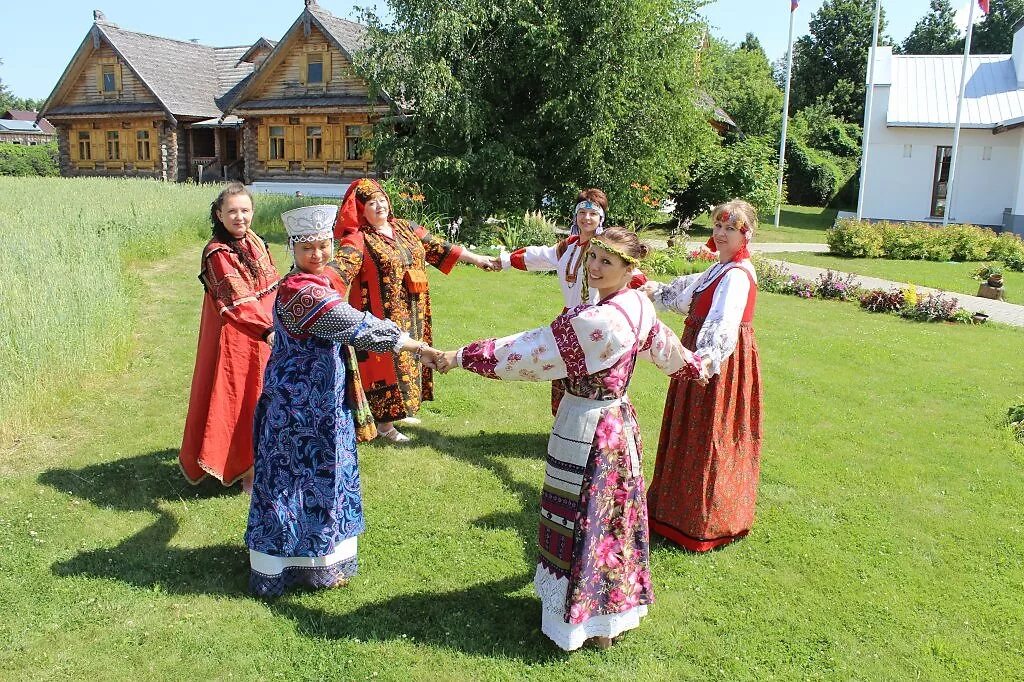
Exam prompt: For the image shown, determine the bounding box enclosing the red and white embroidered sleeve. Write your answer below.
[201,247,273,341]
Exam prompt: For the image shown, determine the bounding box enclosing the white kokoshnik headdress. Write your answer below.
[281,205,338,244]
[570,200,606,237]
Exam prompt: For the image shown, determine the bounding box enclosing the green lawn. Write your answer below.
[646,204,837,244]
[773,252,1021,304]
[2,233,1023,679]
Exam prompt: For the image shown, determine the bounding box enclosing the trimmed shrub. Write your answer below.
[992,233,1024,271]
[827,218,883,257]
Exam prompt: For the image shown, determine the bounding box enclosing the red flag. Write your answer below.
[792,0,799,10]
[979,0,989,12]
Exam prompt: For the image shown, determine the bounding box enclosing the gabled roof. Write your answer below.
[237,38,277,66]
[2,109,55,133]
[877,46,1024,129]
[221,3,384,114]
[41,20,254,122]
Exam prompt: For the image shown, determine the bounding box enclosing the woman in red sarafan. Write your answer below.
[643,198,763,552]
[329,178,497,442]
[179,183,280,491]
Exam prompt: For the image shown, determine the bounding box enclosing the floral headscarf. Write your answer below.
[335,177,393,239]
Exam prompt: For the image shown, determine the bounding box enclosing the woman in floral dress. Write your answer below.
[330,178,497,442]
[496,188,647,414]
[434,227,706,650]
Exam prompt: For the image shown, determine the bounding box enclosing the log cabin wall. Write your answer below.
[53,118,168,179]
[243,113,375,182]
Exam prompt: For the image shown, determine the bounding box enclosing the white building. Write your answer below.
[859,23,1024,234]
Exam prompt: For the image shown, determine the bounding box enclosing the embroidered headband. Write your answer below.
[574,200,605,218]
[590,238,642,266]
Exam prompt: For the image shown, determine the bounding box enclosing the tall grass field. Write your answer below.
[0,177,327,440]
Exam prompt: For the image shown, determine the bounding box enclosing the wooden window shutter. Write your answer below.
[124,129,135,162]
[300,54,308,86]
[96,65,104,93]
[323,50,333,85]
[284,125,296,160]
[70,129,80,161]
[257,124,269,161]
[363,126,373,162]
[115,63,123,92]
[91,130,103,158]
[322,124,334,160]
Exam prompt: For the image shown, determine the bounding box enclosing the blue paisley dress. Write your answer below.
[245,271,403,597]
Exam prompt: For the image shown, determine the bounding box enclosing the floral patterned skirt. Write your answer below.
[537,393,653,651]
[647,324,762,551]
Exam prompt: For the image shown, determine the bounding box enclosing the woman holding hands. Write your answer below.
[330,178,497,442]
[431,228,706,651]
[643,199,763,553]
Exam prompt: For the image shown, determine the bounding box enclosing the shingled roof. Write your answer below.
[221,2,382,114]
[42,19,256,121]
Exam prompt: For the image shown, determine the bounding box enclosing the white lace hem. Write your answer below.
[534,564,648,651]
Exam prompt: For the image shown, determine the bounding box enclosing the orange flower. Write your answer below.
[412,194,425,202]
[630,182,641,189]
[641,185,650,191]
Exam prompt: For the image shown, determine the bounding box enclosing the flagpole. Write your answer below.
[945,0,978,226]
[775,4,797,229]
[856,0,882,220]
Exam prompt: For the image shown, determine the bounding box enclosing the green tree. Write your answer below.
[971,0,1024,54]
[355,0,715,223]
[703,37,783,138]
[739,32,766,58]
[672,134,780,226]
[898,0,961,55]
[791,0,888,123]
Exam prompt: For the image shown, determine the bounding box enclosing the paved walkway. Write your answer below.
[767,258,1024,327]
[647,238,1023,327]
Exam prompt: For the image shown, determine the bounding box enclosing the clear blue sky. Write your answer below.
[0,0,978,102]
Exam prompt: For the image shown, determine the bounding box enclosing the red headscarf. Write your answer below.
[704,208,752,262]
[335,177,393,239]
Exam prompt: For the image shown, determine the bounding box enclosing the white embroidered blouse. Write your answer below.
[648,260,756,377]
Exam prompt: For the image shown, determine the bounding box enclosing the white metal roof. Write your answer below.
[882,48,1024,129]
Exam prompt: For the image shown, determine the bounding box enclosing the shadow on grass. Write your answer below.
[273,574,564,664]
[37,442,569,660]
[377,427,547,567]
[39,448,250,596]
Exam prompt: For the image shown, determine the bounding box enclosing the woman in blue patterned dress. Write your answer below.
[246,205,436,597]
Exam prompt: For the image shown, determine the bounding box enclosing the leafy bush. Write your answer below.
[672,134,780,226]
[902,292,962,322]
[1006,399,1024,445]
[496,211,558,249]
[827,218,883,258]
[0,142,59,177]
[828,219,1015,265]
[751,255,791,293]
[860,288,905,313]
[814,269,862,300]
[993,233,1024,271]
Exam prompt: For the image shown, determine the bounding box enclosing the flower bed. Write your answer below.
[752,256,979,325]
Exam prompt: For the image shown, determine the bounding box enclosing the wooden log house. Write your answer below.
[39,2,389,184]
